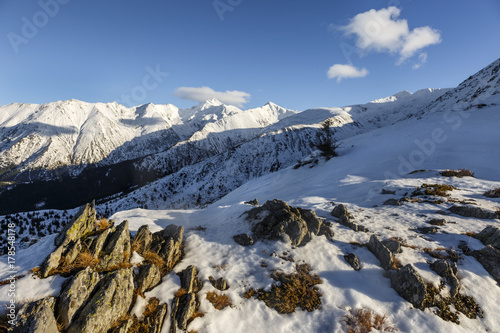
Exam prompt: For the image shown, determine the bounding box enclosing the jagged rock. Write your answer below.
[233,233,254,246]
[382,239,402,254]
[55,202,97,247]
[133,225,153,253]
[63,239,82,265]
[179,265,203,294]
[473,245,500,284]
[150,224,184,271]
[55,266,101,330]
[476,226,500,249]
[338,215,368,232]
[209,276,229,290]
[298,207,323,235]
[109,318,135,333]
[428,218,447,226]
[391,264,427,309]
[367,235,395,271]
[171,292,199,332]
[383,198,402,206]
[448,205,499,219]
[331,204,348,218]
[430,259,460,297]
[416,226,439,234]
[381,189,396,195]
[96,220,131,271]
[67,268,134,333]
[87,227,113,258]
[344,253,361,271]
[143,303,168,333]
[244,198,259,206]
[136,264,162,293]
[317,223,335,241]
[399,197,413,203]
[12,297,58,333]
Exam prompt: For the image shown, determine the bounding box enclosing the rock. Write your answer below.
[473,245,500,284]
[344,253,361,271]
[171,292,199,332]
[448,205,499,219]
[367,235,395,271]
[430,259,460,297]
[209,276,229,290]
[428,218,447,226]
[244,198,259,206]
[40,246,65,278]
[399,197,413,203]
[96,220,131,271]
[436,210,449,215]
[331,204,348,218]
[391,264,427,309]
[12,297,58,333]
[55,202,96,247]
[297,207,322,235]
[133,225,153,253]
[143,303,168,333]
[416,227,439,234]
[338,215,368,232]
[67,268,134,333]
[317,223,335,241]
[55,266,101,330]
[109,318,135,333]
[233,233,254,246]
[150,224,184,272]
[87,227,113,258]
[381,189,396,195]
[178,265,203,294]
[63,239,82,265]
[476,226,500,249]
[136,264,162,293]
[382,239,402,254]
[383,198,402,206]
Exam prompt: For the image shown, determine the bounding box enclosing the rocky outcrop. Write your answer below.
[246,199,333,247]
[331,204,348,218]
[391,264,428,309]
[96,220,131,271]
[209,276,229,290]
[473,245,500,284]
[344,253,361,271]
[430,259,460,297]
[337,214,368,232]
[448,205,499,219]
[428,218,447,226]
[67,268,135,333]
[86,227,113,258]
[143,303,169,333]
[170,266,202,332]
[383,198,402,206]
[233,233,254,246]
[136,264,162,293]
[476,226,500,249]
[150,224,184,272]
[133,225,153,253]
[367,235,395,271]
[12,297,58,333]
[109,318,135,333]
[55,267,101,330]
[245,198,259,206]
[382,239,402,254]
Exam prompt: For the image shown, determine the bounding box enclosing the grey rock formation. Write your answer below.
[344,253,361,271]
[136,264,162,293]
[331,204,348,218]
[476,226,500,249]
[337,214,368,232]
[382,239,402,254]
[96,220,131,271]
[430,259,460,297]
[150,224,184,272]
[428,218,447,226]
[448,205,499,219]
[178,265,203,294]
[170,265,202,332]
[143,303,169,333]
[109,318,135,333]
[383,198,402,206]
[391,264,428,309]
[233,233,254,246]
[209,276,229,290]
[473,245,500,284]
[367,235,395,271]
[87,227,113,258]
[12,297,58,333]
[133,224,153,253]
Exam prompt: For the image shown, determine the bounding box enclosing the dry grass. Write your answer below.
[440,169,475,178]
[422,247,461,262]
[174,288,188,298]
[484,187,500,198]
[206,292,232,310]
[50,251,100,276]
[390,257,403,271]
[142,251,166,270]
[191,310,205,319]
[342,308,398,332]
[143,298,160,318]
[462,231,477,237]
[412,184,457,197]
[109,314,132,330]
[0,274,25,287]
[244,264,322,314]
[96,217,112,231]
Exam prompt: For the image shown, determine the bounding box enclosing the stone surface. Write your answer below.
[55,202,97,247]
[473,245,500,284]
[96,220,131,271]
[344,253,361,271]
[383,198,402,206]
[317,223,335,241]
[233,233,254,246]
[178,265,203,294]
[150,224,184,272]
[133,224,153,253]
[171,292,198,332]
[381,189,396,195]
[382,239,403,254]
[337,215,368,232]
[416,227,439,234]
[209,276,229,291]
[430,259,460,297]
[331,204,348,218]
[55,266,101,330]
[391,264,428,309]
[428,218,447,226]
[66,268,134,333]
[367,235,395,271]
[136,264,162,293]
[109,318,134,333]
[143,303,168,333]
[87,227,113,258]
[244,198,259,206]
[448,205,499,219]
[476,226,500,249]
[12,297,58,333]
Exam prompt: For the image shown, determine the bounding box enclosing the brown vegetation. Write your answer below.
[206,292,232,310]
[342,308,398,333]
[412,184,457,197]
[440,169,475,178]
[484,187,500,198]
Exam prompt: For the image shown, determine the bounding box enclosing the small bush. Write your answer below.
[96,217,112,231]
[142,251,166,271]
[412,184,457,197]
[206,292,232,310]
[174,288,188,298]
[440,169,475,178]
[484,187,500,198]
[342,308,398,333]
[422,247,461,262]
[314,119,340,160]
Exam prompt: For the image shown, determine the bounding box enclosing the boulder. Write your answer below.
[96,220,131,271]
[317,223,335,241]
[430,259,460,297]
[368,235,395,271]
[383,198,402,206]
[209,276,229,291]
[428,218,447,226]
[331,204,348,218]
[136,264,162,293]
[338,215,368,232]
[233,233,254,246]
[12,297,58,333]
[66,268,134,333]
[87,227,113,258]
[150,224,184,271]
[171,292,198,332]
[476,226,500,249]
[382,239,402,254]
[143,303,168,333]
[178,265,203,294]
[391,264,428,309]
[133,225,153,253]
[473,245,500,284]
[344,253,361,271]
[55,266,101,330]
[448,205,499,219]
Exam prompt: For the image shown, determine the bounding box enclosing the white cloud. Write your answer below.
[412,52,428,70]
[327,64,369,82]
[174,86,251,107]
[340,7,441,65]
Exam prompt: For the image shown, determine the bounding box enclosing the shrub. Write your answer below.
[96,217,112,231]
[206,292,232,310]
[484,187,500,198]
[142,251,166,271]
[440,169,475,178]
[314,119,340,160]
[342,308,398,333]
[412,184,457,197]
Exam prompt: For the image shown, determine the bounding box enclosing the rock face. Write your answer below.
[448,205,499,219]
[367,235,395,271]
[67,268,135,333]
[391,264,428,309]
[344,253,361,271]
[209,276,230,290]
[337,214,368,232]
[55,267,101,330]
[331,204,348,218]
[382,239,402,254]
[136,264,162,293]
[12,297,58,333]
[143,303,169,333]
[383,198,402,206]
[150,224,184,272]
[133,225,153,253]
[170,266,202,332]
[473,245,500,284]
[428,218,447,226]
[246,199,332,247]
[476,226,500,249]
[430,259,460,297]
[233,233,254,246]
[96,220,131,271]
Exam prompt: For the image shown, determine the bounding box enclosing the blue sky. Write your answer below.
[0,0,499,110]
